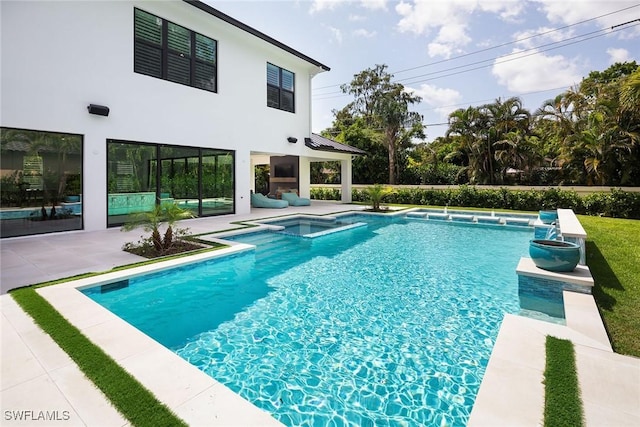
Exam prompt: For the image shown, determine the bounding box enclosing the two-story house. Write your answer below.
[0,0,362,238]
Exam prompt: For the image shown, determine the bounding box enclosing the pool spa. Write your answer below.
[82,212,553,426]
[256,215,368,238]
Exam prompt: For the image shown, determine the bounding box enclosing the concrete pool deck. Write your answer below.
[2,201,639,426]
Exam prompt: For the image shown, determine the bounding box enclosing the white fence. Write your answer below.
[311,184,640,195]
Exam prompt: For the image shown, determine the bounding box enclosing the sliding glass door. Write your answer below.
[202,149,234,216]
[160,145,200,215]
[107,139,234,227]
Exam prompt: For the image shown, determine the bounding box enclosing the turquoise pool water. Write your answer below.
[84,216,532,426]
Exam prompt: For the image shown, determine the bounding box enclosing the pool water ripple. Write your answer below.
[167,220,531,426]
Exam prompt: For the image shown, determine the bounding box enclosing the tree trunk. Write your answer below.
[387,132,396,185]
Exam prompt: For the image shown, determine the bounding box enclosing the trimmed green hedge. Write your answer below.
[310,187,341,201]
[311,186,640,219]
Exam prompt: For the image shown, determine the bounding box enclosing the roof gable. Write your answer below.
[184,0,330,72]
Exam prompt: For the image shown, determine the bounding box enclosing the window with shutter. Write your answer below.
[195,34,216,91]
[134,9,162,78]
[266,63,295,113]
[133,8,217,93]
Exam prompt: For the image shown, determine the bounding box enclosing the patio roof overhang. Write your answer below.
[304,134,366,155]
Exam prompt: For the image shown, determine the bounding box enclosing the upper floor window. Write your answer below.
[134,8,217,92]
[267,63,295,113]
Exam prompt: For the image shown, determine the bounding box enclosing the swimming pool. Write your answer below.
[84,215,533,426]
[258,216,368,238]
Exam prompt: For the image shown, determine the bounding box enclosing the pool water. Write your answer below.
[84,216,532,426]
[260,216,368,237]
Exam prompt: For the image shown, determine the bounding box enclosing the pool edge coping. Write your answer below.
[22,207,622,426]
[35,246,285,426]
[468,290,615,426]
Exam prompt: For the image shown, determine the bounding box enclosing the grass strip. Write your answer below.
[579,215,640,357]
[544,336,584,427]
[10,287,187,427]
[26,243,228,289]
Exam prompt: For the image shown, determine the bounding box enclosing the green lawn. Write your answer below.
[579,215,640,357]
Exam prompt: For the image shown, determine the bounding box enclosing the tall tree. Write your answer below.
[483,97,531,184]
[340,64,424,184]
[534,61,640,185]
[446,106,483,183]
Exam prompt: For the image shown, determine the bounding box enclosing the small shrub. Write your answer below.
[365,184,390,211]
[607,188,640,218]
[310,187,341,200]
[121,203,195,258]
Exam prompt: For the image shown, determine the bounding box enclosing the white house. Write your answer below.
[0,0,363,238]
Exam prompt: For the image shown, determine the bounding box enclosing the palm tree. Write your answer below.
[494,130,542,183]
[482,97,531,184]
[446,106,485,183]
[620,68,640,113]
[121,202,195,255]
[535,88,590,183]
[365,184,389,211]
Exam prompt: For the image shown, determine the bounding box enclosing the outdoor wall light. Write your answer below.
[287,136,297,143]
[87,104,110,116]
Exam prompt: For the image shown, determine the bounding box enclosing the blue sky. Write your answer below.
[208,0,640,141]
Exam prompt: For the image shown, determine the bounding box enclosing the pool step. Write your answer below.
[407,211,534,226]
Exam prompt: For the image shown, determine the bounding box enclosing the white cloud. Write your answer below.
[349,14,366,22]
[427,42,454,58]
[428,23,471,58]
[607,47,631,63]
[395,0,526,58]
[310,0,344,14]
[534,0,638,27]
[512,26,573,49]
[533,0,640,37]
[353,28,377,38]
[360,0,387,11]
[310,0,387,13]
[410,84,463,119]
[327,26,343,44]
[479,0,525,20]
[492,49,582,92]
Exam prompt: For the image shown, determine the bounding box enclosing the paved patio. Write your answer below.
[1,201,639,426]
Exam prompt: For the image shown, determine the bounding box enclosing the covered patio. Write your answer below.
[249,133,365,205]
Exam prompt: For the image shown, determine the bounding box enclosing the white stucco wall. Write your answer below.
[1,0,347,231]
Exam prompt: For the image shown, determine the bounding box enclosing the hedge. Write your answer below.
[310,186,640,219]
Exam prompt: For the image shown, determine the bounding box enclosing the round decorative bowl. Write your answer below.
[539,210,558,224]
[529,239,580,272]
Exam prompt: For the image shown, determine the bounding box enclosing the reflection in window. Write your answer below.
[134,8,217,92]
[267,62,295,113]
[202,149,234,216]
[1,127,83,238]
[107,140,234,227]
[107,141,157,227]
